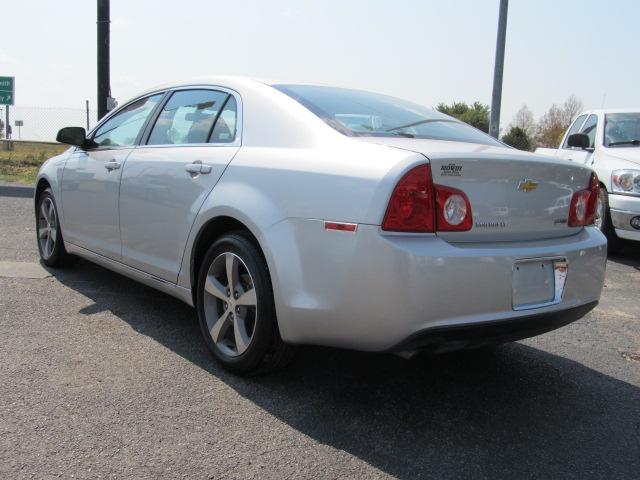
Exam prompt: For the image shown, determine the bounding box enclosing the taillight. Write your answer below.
[435,185,473,231]
[568,172,599,227]
[382,164,435,232]
[382,164,473,232]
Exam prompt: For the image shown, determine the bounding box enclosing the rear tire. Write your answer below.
[36,188,74,267]
[596,188,623,254]
[196,233,296,375]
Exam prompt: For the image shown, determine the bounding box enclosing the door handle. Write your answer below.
[185,161,212,175]
[105,160,121,170]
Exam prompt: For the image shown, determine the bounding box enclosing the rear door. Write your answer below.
[60,93,164,259]
[118,88,241,282]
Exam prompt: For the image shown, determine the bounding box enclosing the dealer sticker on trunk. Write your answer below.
[440,163,463,177]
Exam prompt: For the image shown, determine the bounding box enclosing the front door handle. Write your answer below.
[105,160,121,170]
[185,160,212,175]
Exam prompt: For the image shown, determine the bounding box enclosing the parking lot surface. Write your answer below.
[1,182,639,479]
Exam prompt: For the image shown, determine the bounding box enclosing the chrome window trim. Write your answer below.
[138,85,243,149]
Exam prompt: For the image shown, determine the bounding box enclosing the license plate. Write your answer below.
[512,258,567,310]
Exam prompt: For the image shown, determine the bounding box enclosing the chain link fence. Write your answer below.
[0,106,98,142]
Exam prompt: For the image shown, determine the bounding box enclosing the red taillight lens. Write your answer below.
[382,164,473,232]
[382,164,435,232]
[435,185,473,231]
[568,173,600,227]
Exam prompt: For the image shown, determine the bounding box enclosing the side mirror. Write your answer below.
[56,127,95,149]
[567,133,590,149]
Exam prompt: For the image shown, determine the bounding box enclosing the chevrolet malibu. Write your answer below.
[35,77,607,374]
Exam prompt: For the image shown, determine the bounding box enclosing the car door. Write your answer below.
[60,93,165,259]
[557,114,587,163]
[118,88,241,282]
[558,113,597,165]
[575,114,598,165]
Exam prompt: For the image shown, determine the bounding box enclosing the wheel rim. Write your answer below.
[202,252,257,357]
[37,197,57,260]
[594,192,604,230]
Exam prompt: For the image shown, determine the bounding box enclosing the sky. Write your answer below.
[1,0,639,138]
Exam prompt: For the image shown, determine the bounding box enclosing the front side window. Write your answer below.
[93,94,163,147]
[562,114,587,149]
[272,84,502,146]
[147,89,228,145]
[604,112,640,147]
[580,114,598,148]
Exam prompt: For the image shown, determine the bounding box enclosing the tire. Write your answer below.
[36,188,74,267]
[196,233,296,375]
[595,187,623,254]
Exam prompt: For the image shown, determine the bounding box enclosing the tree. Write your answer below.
[502,126,533,151]
[535,95,584,148]
[437,101,490,133]
[562,94,583,123]
[510,104,535,137]
[0,118,4,139]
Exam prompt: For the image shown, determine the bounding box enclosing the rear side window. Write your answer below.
[580,114,598,148]
[210,96,238,143]
[562,114,587,149]
[93,94,163,147]
[147,89,228,145]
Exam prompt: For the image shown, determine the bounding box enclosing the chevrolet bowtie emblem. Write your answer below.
[517,179,539,192]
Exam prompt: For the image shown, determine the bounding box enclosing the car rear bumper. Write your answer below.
[609,193,640,241]
[265,220,607,351]
[391,300,598,353]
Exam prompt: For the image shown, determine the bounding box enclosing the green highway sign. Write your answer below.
[0,76,15,105]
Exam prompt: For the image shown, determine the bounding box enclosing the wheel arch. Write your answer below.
[34,177,51,208]
[189,215,270,306]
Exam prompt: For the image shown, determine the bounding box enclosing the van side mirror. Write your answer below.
[56,127,96,149]
[567,133,590,149]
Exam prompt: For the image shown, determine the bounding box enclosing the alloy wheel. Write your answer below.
[38,197,58,260]
[202,252,258,357]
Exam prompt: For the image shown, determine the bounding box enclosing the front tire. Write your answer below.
[196,233,295,375]
[36,188,73,267]
[595,187,622,254]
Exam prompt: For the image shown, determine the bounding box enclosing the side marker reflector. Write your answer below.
[324,221,357,232]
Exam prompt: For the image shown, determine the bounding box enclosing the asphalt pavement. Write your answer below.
[1,182,639,479]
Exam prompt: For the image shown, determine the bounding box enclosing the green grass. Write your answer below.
[0,141,67,184]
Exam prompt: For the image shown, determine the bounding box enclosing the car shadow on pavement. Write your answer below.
[52,259,640,479]
[608,242,640,270]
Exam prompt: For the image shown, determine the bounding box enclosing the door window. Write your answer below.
[562,114,587,149]
[580,114,598,148]
[93,94,163,147]
[210,96,238,143]
[147,89,229,145]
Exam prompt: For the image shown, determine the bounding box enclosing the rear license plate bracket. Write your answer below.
[512,258,567,311]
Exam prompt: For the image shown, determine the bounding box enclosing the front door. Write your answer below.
[558,113,596,165]
[60,93,164,259]
[119,89,240,282]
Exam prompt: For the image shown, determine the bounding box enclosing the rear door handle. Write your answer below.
[185,160,212,175]
[105,160,121,170]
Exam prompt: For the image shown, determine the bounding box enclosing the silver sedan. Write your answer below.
[36,77,607,374]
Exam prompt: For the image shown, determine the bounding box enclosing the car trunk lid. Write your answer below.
[358,138,592,242]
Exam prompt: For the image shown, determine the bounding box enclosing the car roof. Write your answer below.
[578,108,640,116]
[134,75,269,97]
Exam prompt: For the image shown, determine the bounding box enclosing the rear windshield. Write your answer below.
[273,84,501,146]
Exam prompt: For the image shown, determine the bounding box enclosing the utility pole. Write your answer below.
[489,0,508,139]
[97,0,111,120]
